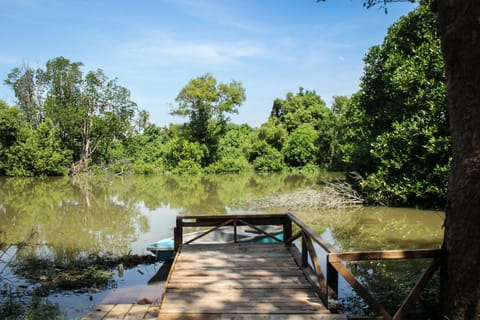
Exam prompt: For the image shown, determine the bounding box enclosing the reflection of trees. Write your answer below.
[0,176,145,261]
[106,172,332,216]
[1,175,444,261]
[327,207,444,251]
[0,172,333,261]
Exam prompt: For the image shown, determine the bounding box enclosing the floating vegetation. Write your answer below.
[10,253,156,295]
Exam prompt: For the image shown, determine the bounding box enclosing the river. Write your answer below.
[0,173,444,318]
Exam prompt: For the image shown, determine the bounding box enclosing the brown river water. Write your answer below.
[0,173,444,318]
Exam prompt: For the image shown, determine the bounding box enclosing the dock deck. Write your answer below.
[81,303,159,320]
[82,213,442,319]
[158,242,345,319]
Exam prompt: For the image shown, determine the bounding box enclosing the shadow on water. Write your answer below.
[0,173,444,318]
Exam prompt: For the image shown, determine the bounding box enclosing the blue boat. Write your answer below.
[147,225,283,261]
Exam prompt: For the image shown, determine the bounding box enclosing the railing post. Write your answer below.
[301,232,308,268]
[283,216,292,244]
[327,254,339,300]
[174,218,183,252]
[234,218,237,243]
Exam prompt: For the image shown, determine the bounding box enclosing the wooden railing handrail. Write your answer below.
[287,212,338,253]
[174,213,292,251]
[329,248,442,262]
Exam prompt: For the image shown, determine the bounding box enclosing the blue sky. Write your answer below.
[0,0,416,127]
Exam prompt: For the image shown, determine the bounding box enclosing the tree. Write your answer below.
[283,124,318,167]
[0,102,70,176]
[41,56,84,157]
[205,124,253,174]
[346,5,449,208]
[0,103,27,175]
[162,137,205,174]
[320,0,480,317]
[171,73,246,165]
[4,64,44,127]
[433,0,480,318]
[5,57,139,174]
[76,69,137,172]
[270,87,331,133]
[256,119,288,151]
[330,95,354,170]
[4,119,71,176]
[269,88,335,166]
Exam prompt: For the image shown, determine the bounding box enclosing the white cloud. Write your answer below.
[116,33,267,66]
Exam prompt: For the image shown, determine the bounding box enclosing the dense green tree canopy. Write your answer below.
[335,4,449,207]
[171,73,246,165]
[270,87,331,133]
[3,57,139,175]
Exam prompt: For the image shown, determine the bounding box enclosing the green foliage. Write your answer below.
[203,124,253,174]
[269,88,335,167]
[205,153,251,174]
[330,94,375,172]
[335,5,449,208]
[171,73,246,165]
[4,119,72,176]
[3,57,139,175]
[163,137,205,173]
[256,119,288,151]
[283,124,318,167]
[0,9,451,211]
[270,87,331,133]
[4,65,43,127]
[249,140,285,172]
[0,105,27,175]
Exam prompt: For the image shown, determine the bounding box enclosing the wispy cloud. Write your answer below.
[116,32,267,66]
[160,0,268,34]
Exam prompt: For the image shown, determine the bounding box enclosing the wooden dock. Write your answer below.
[159,242,345,319]
[81,303,160,319]
[82,213,442,319]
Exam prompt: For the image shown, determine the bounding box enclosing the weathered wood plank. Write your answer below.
[122,303,150,320]
[103,304,133,318]
[81,303,159,320]
[159,242,346,318]
[80,304,115,320]
[159,314,347,319]
[328,248,442,262]
[170,269,304,277]
[163,287,319,298]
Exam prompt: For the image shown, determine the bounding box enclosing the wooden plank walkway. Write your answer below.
[81,303,160,319]
[159,242,346,319]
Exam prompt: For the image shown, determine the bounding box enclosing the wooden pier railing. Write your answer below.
[174,213,442,319]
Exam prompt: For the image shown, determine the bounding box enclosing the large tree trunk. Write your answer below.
[436,0,480,318]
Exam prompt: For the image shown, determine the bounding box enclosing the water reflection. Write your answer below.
[0,173,339,258]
